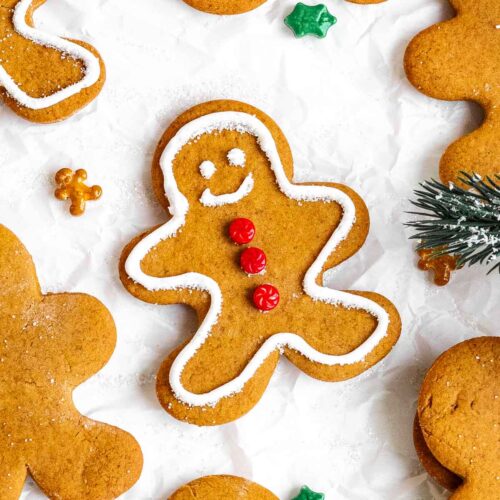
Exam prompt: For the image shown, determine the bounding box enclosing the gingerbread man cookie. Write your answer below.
[415,337,499,498]
[182,0,385,16]
[120,100,402,426]
[0,0,105,123]
[169,475,278,499]
[405,0,500,186]
[0,224,142,499]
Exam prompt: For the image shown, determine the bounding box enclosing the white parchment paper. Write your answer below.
[1,0,498,498]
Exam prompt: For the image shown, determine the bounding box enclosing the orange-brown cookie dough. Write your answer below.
[168,475,278,499]
[183,0,385,15]
[120,99,401,426]
[0,0,105,123]
[404,0,500,187]
[0,224,143,499]
[413,414,462,492]
[416,336,499,499]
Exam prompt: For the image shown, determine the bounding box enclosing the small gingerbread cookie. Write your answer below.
[168,475,278,499]
[182,0,385,16]
[0,224,142,499]
[120,99,401,426]
[0,0,105,123]
[404,0,500,186]
[415,336,499,498]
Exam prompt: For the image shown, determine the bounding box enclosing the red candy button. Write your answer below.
[229,218,255,245]
[240,247,267,275]
[253,284,280,312]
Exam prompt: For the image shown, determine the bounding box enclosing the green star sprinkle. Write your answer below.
[291,485,325,500]
[284,3,337,39]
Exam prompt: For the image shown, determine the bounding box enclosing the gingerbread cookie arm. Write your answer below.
[404,0,500,185]
[0,0,105,123]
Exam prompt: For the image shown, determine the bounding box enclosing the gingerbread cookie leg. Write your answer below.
[0,0,105,123]
[404,0,500,186]
[0,454,26,499]
[121,100,401,426]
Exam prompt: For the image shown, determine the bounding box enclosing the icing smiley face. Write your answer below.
[121,100,402,426]
[0,0,105,123]
[197,148,254,206]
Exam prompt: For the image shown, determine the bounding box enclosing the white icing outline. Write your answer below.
[0,0,101,110]
[125,111,391,407]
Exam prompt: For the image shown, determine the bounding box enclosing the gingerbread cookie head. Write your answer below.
[0,224,142,498]
[404,0,500,186]
[168,475,278,499]
[182,0,384,15]
[120,100,401,426]
[416,337,499,498]
[0,0,105,123]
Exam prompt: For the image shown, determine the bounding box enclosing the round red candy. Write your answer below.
[240,247,267,275]
[229,218,255,245]
[253,284,280,312]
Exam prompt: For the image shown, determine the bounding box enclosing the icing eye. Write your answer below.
[199,160,216,179]
[227,148,246,167]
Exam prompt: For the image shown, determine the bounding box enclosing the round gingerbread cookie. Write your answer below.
[120,99,402,426]
[0,224,143,499]
[182,0,385,15]
[416,336,499,499]
[404,0,500,186]
[169,475,278,499]
[0,0,105,123]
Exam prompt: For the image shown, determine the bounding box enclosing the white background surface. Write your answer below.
[1,0,498,498]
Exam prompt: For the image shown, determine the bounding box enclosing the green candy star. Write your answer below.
[284,3,337,39]
[291,485,325,500]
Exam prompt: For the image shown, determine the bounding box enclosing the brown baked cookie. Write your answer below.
[0,224,143,499]
[416,336,499,499]
[0,0,105,123]
[404,0,500,187]
[120,99,401,426]
[413,414,462,492]
[182,0,385,15]
[168,475,278,499]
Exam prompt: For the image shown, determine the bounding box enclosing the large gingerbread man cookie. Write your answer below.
[169,475,278,499]
[405,0,500,186]
[0,224,142,499]
[183,0,385,16]
[415,337,499,499]
[120,100,402,426]
[0,0,105,123]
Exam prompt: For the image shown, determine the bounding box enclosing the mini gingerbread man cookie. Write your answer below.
[415,336,499,498]
[0,0,105,123]
[169,475,278,499]
[0,224,143,498]
[120,100,402,426]
[405,0,500,186]
[182,0,385,16]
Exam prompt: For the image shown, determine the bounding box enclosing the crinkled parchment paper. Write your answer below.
[1,0,497,498]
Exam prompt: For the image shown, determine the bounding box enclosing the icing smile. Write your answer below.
[200,173,254,207]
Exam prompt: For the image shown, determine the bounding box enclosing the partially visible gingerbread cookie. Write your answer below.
[120,99,401,426]
[0,224,142,499]
[0,0,105,123]
[168,475,278,499]
[404,0,500,186]
[415,337,499,498]
[182,0,385,15]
